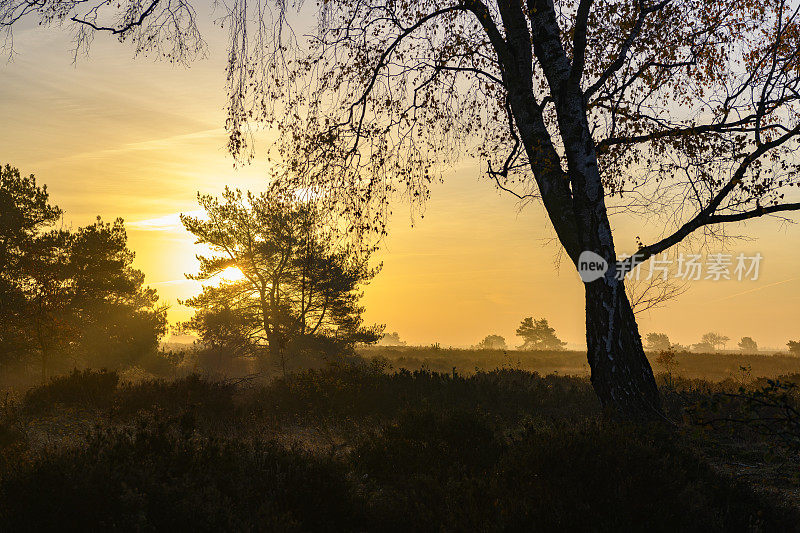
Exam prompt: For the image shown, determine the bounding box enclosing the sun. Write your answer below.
[217,266,246,283]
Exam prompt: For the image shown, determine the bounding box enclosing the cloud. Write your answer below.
[710,276,800,303]
[149,279,196,286]
[127,210,205,232]
[56,128,224,163]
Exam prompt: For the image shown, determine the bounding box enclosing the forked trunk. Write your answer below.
[477,5,662,419]
[584,277,662,420]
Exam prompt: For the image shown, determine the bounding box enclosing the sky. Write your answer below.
[2,14,799,351]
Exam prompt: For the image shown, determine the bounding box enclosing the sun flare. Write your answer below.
[217,266,246,283]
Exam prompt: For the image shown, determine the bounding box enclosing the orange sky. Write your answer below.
[2,18,799,351]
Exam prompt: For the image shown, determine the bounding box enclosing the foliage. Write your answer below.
[354,413,794,532]
[377,332,406,346]
[9,0,800,416]
[655,348,679,389]
[180,188,382,372]
[789,340,800,357]
[68,218,167,369]
[692,341,716,353]
[244,365,599,424]
[112,375,237,421]
[137,349,186,377]
[689,378,800,452]
[0,415,360,531]
[23,369,120,414]
[0,165,166,376]
[646,332,672,352]
[739,337,759,353]
[475,334,507,350]
[3,367,799,531]
[0,164,63,367]
[700,332,731,352]
[515,317,566,350]
[356,345,800,383]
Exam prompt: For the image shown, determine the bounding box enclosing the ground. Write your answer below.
[1,349,800,531]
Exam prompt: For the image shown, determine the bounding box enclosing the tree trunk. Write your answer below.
[585,277,662,420]
[265,332,286,377]
[492,1,663,420]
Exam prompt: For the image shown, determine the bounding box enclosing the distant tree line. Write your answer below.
[377,332,406,347]
[472,317,567,351]
[0,165,166,379]
[475,334,508,351]
[467,328,800,356]
[645,331,800,356]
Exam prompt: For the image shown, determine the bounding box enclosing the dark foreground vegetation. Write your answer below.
[2,361,800,531]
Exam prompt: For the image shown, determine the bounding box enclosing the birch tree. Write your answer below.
[6,1,800,417]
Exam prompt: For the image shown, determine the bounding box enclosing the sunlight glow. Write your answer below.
[217,266,246,283]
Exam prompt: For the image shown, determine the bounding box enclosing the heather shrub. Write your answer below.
[24,369,119,414]
[111,374,237,421]
[0,414,360,531]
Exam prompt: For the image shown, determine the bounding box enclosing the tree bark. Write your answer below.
[516,1,663,419]
[456,1,663,419]
[585,276,662,419]
[502,81,663,418]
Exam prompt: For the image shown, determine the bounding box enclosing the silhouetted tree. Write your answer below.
[738,337,758,353]
[67,218,167,369]
[788,340,800,356]
[694,332,730,353]
[645,333,671,353]
[23,228,73,379]
[0,166,166,378]
[655,347,679,388]
[516,318,566,351]
[12,2,800,417]
[703,332,730,351]
[691,341,714,353]
[181,189,381,373]
[378,332,407,346]
[184,305,260,357]
[0,165,63,367]
[475,334,507,350]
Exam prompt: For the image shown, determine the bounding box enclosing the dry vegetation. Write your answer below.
[2,348,800,530]
[359,346,800,382]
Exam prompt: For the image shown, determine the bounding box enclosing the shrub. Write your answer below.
[489,421,792,531]
[688,378,800,451]
[0,414,360,531]
[353,413,798,532]
[112,374,237,421]
[3,367,798,532]
[136,350,185,377]
[23,369,119,414]
[245,364,598,426]
[0,393,27,471]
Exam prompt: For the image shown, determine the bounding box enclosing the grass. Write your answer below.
[2,357,800,531]
[358,345,800,382]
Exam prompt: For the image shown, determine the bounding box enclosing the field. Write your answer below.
[2,348,800,531]
[359,346,800,382]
